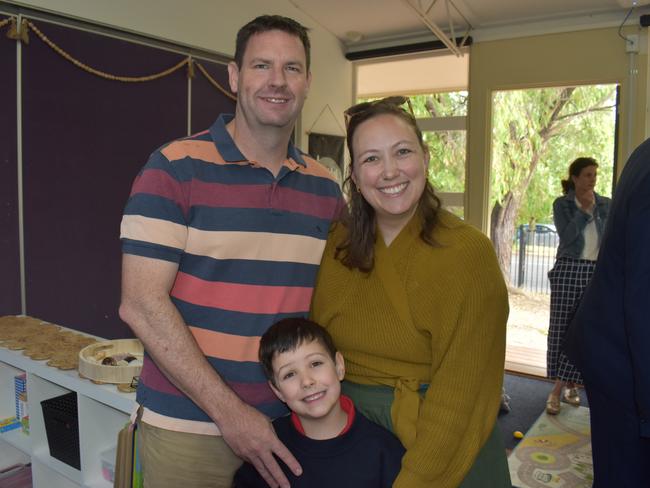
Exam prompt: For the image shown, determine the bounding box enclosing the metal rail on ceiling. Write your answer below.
[401,0,472,57]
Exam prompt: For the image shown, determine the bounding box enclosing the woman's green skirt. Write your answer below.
[342,381,511,487]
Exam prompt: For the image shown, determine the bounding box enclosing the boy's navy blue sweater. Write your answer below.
[233,409,405,487]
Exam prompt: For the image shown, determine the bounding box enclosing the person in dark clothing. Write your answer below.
[566,139,650,487]
[233,318,405,487]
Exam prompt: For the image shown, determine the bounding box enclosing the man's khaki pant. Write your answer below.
[139,421,243,488]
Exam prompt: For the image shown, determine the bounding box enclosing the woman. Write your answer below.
[311,98,510,487]
[546,157,610,414]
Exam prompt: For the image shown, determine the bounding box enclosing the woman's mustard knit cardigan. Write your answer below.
[311,210,508,488]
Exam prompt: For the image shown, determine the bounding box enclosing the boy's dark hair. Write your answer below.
[259,317,337,384]
[234,15,311,70]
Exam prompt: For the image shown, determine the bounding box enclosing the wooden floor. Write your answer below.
[505,343,547,378]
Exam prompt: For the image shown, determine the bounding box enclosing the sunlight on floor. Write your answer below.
[506,289,549,376]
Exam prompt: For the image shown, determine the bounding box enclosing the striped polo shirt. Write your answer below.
[120,114,343,434]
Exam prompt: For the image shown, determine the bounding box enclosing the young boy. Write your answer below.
[233,318,405,487]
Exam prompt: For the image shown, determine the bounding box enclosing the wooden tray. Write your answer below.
[78,339,143,384]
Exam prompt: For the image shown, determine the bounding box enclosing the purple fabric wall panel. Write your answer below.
[0,16,21,315]
[191,59,236,132]
[22,20,187,337]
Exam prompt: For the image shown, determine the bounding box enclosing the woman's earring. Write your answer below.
[356,185,361,193]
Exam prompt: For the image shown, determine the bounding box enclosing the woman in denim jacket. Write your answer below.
[546,157,610,415]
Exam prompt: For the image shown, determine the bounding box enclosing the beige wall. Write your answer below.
[11,0,353,149]
[466,26,648,232]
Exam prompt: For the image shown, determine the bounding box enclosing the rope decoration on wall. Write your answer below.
[1,16,236,99]
[195,62,237,101]
[27,20,191,82]
[5,17,29,44]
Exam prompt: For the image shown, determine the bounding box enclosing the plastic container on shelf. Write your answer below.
[100,445,117,482]
[40,391,80,470]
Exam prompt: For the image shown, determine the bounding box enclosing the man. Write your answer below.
[566,139,650,487]
[119,15,342,488]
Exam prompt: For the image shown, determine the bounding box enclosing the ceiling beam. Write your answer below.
[401,0,471,57]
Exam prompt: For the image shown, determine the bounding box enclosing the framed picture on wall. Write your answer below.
[308,132,345,186]
[308,132,344,170]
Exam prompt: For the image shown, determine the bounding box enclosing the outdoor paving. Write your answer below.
[507,288,550,350]
[506,288,550,376]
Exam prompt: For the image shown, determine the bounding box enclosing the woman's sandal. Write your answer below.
[546,393,561,415]
[563,387,581,406]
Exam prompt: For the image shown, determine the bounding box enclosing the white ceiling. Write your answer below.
[289,0,650,53]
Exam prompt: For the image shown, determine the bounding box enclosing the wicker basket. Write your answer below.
[78,339,143,384]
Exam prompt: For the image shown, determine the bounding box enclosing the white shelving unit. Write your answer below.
[0,344,136,487]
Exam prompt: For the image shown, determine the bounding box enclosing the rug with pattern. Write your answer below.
[509,405,592,488]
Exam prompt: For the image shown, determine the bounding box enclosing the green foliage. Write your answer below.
[490,85,616,225]
[424,131,466,192]
[410,92,468,117]
[411,93,467,192]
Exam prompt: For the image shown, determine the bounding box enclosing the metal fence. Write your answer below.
[509,224,558,294]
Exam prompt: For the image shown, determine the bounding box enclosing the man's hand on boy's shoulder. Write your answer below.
[219,402,300,488]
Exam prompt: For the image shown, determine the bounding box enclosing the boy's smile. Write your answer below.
[270,340,347,439]
[302,391,326,402]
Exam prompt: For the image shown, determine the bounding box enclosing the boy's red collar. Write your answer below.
[290,394,355,437]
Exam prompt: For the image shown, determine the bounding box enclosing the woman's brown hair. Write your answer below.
[561,157,598,194]
[336,99,441,272]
